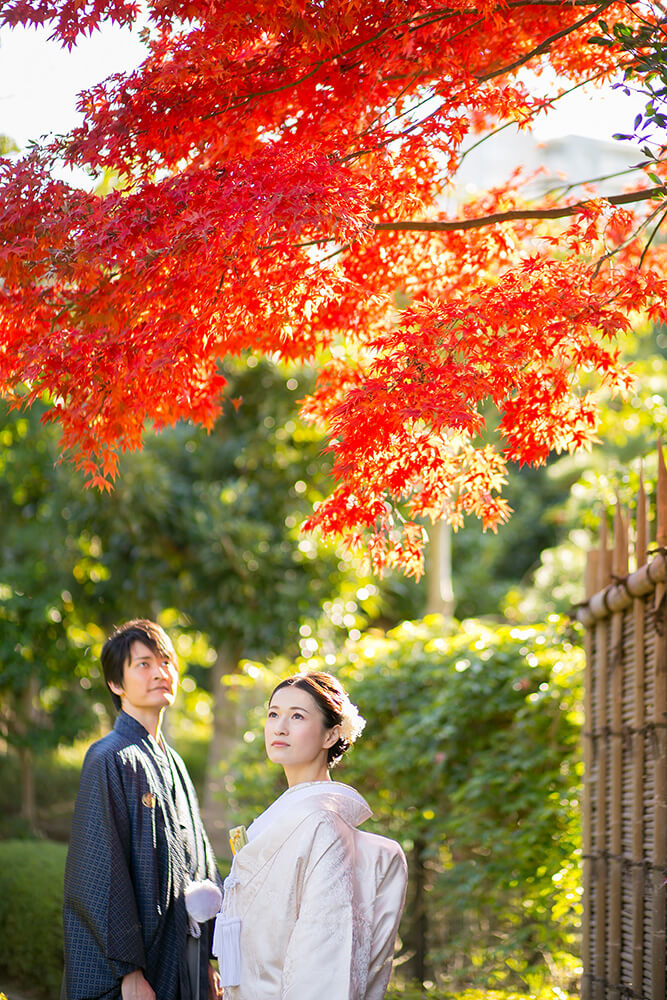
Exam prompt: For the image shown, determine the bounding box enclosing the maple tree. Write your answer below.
[1,0,667,575]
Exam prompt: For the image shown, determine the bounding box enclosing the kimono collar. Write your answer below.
[247,781,371,843]
[114,711,165,755]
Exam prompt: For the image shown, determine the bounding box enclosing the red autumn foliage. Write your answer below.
[1,0,666,574]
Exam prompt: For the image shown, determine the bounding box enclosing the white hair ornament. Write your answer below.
[339,695,366,744]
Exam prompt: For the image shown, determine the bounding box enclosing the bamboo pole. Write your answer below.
[608,504,627,996]
[652,444,667,999]
[632,472,647,995]
[594,512,613,1000]
[658,440,667,549]
[582,548,599,1000]
[575,553,667,627]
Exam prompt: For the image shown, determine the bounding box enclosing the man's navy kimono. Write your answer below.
[61,712,221,1000]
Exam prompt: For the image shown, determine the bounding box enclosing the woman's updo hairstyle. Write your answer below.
[269,671,365,766]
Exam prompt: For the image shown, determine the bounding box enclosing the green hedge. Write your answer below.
[223,617,583,991]
[0,840,577,1000]
[0,753,81,841]
[0,840,66,998]
[385,989,576,1000]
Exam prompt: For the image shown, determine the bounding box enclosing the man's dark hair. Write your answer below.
[101,619,175,712]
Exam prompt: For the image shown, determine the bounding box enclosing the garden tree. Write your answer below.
[502,321,667,620]
[0,404,97,832]
[2,2,667,575]
[594,12,667,169]
[0,362,417,837]
[445,302,667,619]
[450,452,576,619]
[63,360,350,646]
[222,617,583,990]
[30,360,388,839]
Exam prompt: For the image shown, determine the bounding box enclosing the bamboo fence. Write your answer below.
[574,447,667,1000]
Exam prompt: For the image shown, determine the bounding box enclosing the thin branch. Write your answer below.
[638,203,667,268]
[373,186,667,233]
[202,8,447,119]
[340,96,448,163]
[317,242,351,264]
[619,0,667,35]
[344,9,483,154]
[341,8,624,168]
[476,1,617,83]
[201,0,618,120]
[457,121,518,166]
[360,70,425,137]
[591,199,666,276]
[456,67,632,168]
[201,60,326,120]
[540,162,654,200]
[353,90,441,148]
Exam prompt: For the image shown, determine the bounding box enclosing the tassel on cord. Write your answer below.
[213,914,242,987]
[185,879,223,939]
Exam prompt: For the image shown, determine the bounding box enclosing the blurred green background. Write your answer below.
[2,323,667,999]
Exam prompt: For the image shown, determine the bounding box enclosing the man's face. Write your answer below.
[108,639,179,713]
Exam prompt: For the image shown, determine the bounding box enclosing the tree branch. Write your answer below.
[337,6,625,167]
[373,186,667,233]
[591,198,666,277]
[455,66,632,168]
[638,204,667,268]
[541,161,654,199]
[476,1,617,83]
[202,0,620,119]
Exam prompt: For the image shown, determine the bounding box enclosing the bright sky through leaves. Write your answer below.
[0,2,662,577]
[0,22,642,170]
[0,21,145,183]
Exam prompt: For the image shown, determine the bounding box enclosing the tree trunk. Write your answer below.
[201,642,242,859]
[404,837,429,983]
[18,743,37,833]
[426,519,454,618]
[18,679,39,834]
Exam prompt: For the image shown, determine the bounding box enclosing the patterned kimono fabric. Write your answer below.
[61,712,220,1000]
[215,781,407,1000]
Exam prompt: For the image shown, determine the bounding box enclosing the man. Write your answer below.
[62,619,223,1000]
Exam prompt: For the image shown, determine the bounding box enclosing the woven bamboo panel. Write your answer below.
[577,455,667,1000]
[584,593,661,1000]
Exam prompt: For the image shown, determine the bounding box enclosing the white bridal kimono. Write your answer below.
[213,781,407,1000]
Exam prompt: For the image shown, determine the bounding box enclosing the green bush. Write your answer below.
[0,840,66,998]
[385,989,576,1000]
[221,615,584,993]
[0,750,83,841]
[0,722,209,843]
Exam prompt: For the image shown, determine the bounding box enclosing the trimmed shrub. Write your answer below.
[0,840,66,998]
[385,990,576,1000]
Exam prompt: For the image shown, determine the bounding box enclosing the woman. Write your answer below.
[213,671,407,1000]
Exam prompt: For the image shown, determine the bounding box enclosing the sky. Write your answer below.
[0,20,644,169]
[0,23,144,146]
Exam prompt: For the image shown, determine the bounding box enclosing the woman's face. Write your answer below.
[265,685,339,783]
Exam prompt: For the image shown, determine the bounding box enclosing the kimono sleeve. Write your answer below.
[62,745,145,998]
[280,815,360,1000]
[365,845,408,1000]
